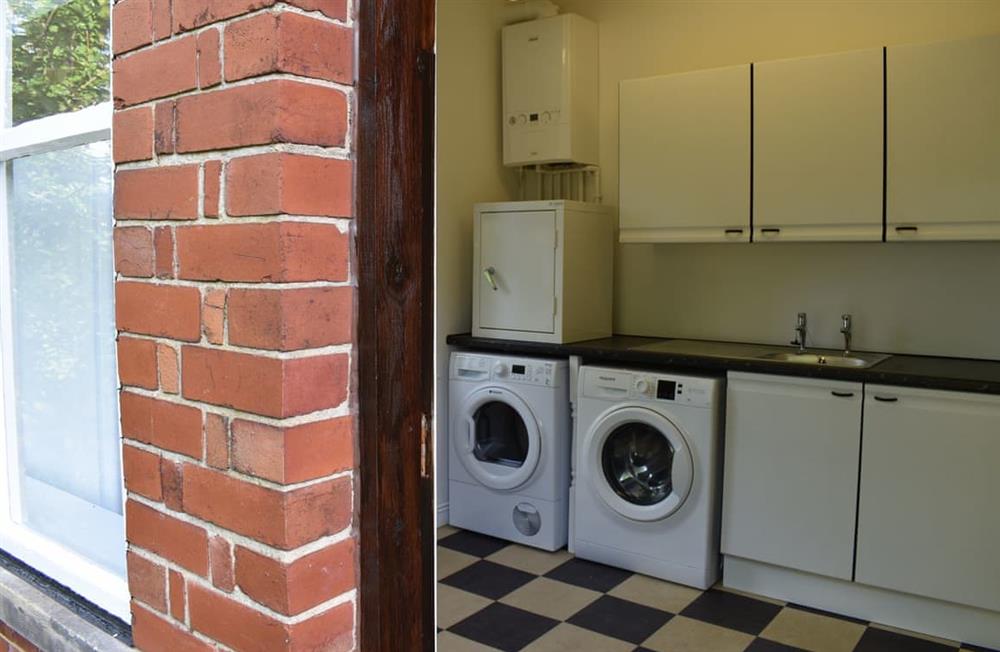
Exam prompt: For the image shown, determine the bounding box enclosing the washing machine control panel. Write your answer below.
[582,367,719,408]
[452,354,563,387]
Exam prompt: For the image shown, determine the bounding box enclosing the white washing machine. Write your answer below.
[573,365,725,588]
[449,352,571,550]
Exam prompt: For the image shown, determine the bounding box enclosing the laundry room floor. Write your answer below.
[436,526,993,652]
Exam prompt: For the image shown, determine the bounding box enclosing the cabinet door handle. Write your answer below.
[761,228,781,235]
[831,391,855,398]
[873,396,898,403]
[483,266,499,291]
[724,229,744,235]
[895,226,919,233]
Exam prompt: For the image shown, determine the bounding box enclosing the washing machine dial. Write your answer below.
[635,378,652,396]
[493,363,509,378]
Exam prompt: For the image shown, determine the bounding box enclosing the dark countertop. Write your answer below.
[445,333,1000,395]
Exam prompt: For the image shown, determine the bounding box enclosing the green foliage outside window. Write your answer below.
[9,0,110,125]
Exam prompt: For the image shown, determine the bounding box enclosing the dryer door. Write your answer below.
[587,406,694,522]
[454,387,542,491]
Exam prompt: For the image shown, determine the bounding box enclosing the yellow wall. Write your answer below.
[552,0,1000,358]
[435,0,519,517]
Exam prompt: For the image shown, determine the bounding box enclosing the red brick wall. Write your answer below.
[111,1,357,649]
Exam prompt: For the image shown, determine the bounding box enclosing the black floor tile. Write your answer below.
[439,530,511,558]
[747,638,808,651]
[853,627,958,652]
[449,602,559,652]
[787,602,869,625]
[633,648,658,652]
[544,557,633,593]
[441,560,536,600]
[679,589,783,635]
[567,595,672,644]
[962,644,1000,652]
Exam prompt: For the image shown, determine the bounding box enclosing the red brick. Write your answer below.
[202,289,226,344]
[113,0,153,55]
[120,392,203,458]
[127,552,167,612]
[227,287,354,351]
[115,165,199,220]
[154,227,174,278]
[175,81,346,153]
[126,500,209,575]
[228,286,352,351]
[173,0,272,32]
[188,582,288,652]
[176,222,349,283]
[197,29,221,88]
[118,336,158,389]
[154,100,176,154]
[116,281,201,341]
[225,13,353,84]
[181,347,348,418]
[287,0,348,21]
[209,535,235,592]
[113,106,154,163]
[203,161,221,218]
[232,417,354,484]
[169,569,186,621]
[182,465,351,549]
[132,603,214,652]
[157,343,180,393]
[235,538,355,615]
[205,414,230,470]
[123,444,163,500]
[161,458,185,511]
[227,153,352,217]
[151,0,172,41]
[0,621,41,652]
[289,601,354,652]
[113,35,198,106]
[114,226,154,277]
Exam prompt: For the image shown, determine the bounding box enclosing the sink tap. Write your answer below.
[791,312,807,354]
[841,314,853,356]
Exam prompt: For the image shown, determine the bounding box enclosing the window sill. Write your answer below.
[0,556,132,652]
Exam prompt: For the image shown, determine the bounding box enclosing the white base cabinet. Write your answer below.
[856,385,1000,613]
[722,373,863,581]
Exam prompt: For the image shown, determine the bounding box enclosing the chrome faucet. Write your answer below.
[791,312,807,354]
[841,314,853,356]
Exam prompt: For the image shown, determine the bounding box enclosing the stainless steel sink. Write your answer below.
[755,351,889,369]
[629,339,891,369]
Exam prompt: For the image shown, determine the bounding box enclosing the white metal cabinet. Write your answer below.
[472,200,613,344]
[722,372,863,580]
[619,65,751,243]
[856,385,1000,612]
[754,48,884,242]
[887,34,1000,240]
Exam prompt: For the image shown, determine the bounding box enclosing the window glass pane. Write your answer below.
[7,141,122,576]
[6,0,111,126]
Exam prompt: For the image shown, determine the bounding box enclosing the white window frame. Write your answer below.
[0,1,127,621]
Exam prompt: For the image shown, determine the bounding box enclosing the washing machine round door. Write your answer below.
[587,406,694,522]
[454,387,541,491]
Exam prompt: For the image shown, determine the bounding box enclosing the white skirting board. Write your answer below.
[724,556,1000,650]
[437,503,449,529]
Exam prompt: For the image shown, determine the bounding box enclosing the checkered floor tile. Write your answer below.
[437,526,996,652]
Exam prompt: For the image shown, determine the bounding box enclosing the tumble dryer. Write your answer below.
[573,365,725,588]
[449,352,571,550]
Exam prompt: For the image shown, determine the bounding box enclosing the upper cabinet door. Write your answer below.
[477,209,557,335]
[754,48,884,242]
[619,65,750,243]
[887,34,1000,240]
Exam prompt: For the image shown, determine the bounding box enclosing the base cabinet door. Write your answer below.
[722,373,863,580]
[856,385,1000,612]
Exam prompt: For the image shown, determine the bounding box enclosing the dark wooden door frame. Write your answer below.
[356,0,436,650]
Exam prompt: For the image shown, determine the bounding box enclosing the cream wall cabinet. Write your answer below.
[472,200,613,344]
[619,65,751,243]
[721,372,863,581]
[887,34,1000,241]
[855,385,1000,612]
[754,48,884,242]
